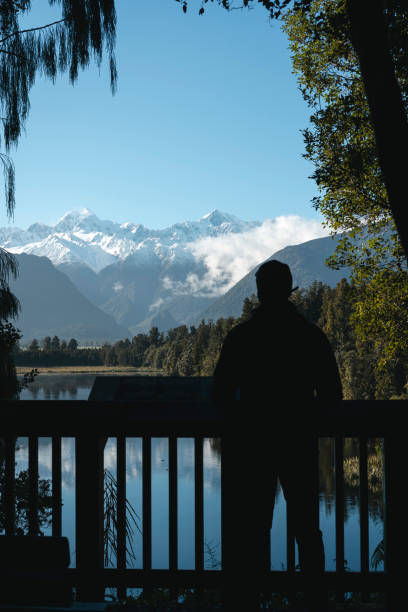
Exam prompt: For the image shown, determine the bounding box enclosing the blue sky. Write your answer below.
[2,0,322,230]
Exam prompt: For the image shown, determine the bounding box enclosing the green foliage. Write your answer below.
[103,468,140,568]
[0,0,117,215]
[0,319,20,397]
[283,0,408,372]
[0,247,19,320]
[28,337,39,351]
[14,277,408,398]
[239,294,258,322]
[0,319,38,398]
[0,463,53,535]
[16,334,104,367]
[175,0,311,20]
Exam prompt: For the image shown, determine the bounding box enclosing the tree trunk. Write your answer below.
[346,0,408,261]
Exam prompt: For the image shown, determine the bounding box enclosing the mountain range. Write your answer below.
[8,254,129,343]
[0,209,351,342]
[0,208,260,272]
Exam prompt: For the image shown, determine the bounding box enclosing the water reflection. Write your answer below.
[11,437,76,566]
[8,371,385,573]
[19,374,95,400]
[6,435,384,574]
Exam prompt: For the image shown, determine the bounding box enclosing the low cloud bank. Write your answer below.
[164,216,329,297]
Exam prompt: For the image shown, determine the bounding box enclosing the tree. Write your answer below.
[67,337,78,352]
[239,294,258,323]
[0,245,20,395]
[148,326,162,347]
[345,0,408,261]
[284,0,408,369]
[0,0,117,216]
[0,1,117,393]
[0,247,19,320]
[51,335,60,351]
[291,282,326,326]
[181,0,408,260]
[0,320,21,398]
[28,338,39,351]
[130,333,150,366]
[42,336,52,352]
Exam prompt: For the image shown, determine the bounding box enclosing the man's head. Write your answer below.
[255,260,298,304]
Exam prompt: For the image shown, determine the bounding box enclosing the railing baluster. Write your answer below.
[142,435,152,601]
[169,435,178,571]
[286,502,295,573]
[169,435,178,603]
[383,432,404,611]
[28,436,39,535]
[286,500,296,608]
[4,436,15,535]
[359,436,369,581]
[142,436,152,571]
[117,435,126,600]
[195,436,204,572]
[52,436,62,537]
[335,435,344,602]
[76,435,104,601]
[311,435,320,531]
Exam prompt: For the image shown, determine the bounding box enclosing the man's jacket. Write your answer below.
[212,301,343,406]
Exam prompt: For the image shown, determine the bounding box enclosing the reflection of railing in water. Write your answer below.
[0,399,404,607]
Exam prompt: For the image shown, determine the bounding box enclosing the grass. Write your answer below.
[16,366,164,375]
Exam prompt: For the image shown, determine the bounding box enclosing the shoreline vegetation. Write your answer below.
[16,366,164,375]
[12,278,408,399]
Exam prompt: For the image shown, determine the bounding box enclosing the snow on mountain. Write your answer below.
[0,208,261,272]
[1,209,330,334]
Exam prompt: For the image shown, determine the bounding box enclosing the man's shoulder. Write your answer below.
[224,321,251,339]
[302,319,329,340]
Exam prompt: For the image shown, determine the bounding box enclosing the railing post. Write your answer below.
[52,436,62,537]
[194,436,204,573]
[169,435,178,602]
[359,435,369,601]
[4,437,15,535]
[142,435,152,600]
[335,435,344,604]
[384,430,404,612]
[117,435,127,601]
[28,436,39,535]
[75,435,104,602]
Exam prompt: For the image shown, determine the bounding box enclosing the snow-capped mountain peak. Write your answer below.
[2,210,330,336]
[200,209,236,225]
[0,209,261,272]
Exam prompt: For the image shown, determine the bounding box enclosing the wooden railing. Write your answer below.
[1,399,405,607]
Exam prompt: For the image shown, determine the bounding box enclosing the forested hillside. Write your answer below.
[15,278,408,400]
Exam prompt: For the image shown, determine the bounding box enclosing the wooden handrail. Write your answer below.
[0,399,402,436]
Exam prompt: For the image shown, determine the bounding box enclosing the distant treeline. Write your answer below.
[14,279,408,399]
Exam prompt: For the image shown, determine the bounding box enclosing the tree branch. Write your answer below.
[0,18,67,45]
[0,48,23,59]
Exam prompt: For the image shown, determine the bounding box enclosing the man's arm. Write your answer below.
[212,328,241,406]
[314,329,343,400]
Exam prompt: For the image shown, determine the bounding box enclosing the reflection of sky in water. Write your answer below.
[14,437,76,567]
[19,375,94,400]
[103,437,222,570]
[11,436,384,573]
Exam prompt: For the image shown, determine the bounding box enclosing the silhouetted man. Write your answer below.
[213,260,342,611]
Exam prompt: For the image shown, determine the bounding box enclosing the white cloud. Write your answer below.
[148,296,165,313]
[163,216,329,297]
[113,281,124,292]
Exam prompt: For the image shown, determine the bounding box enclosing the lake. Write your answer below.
[15,374,384,575]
